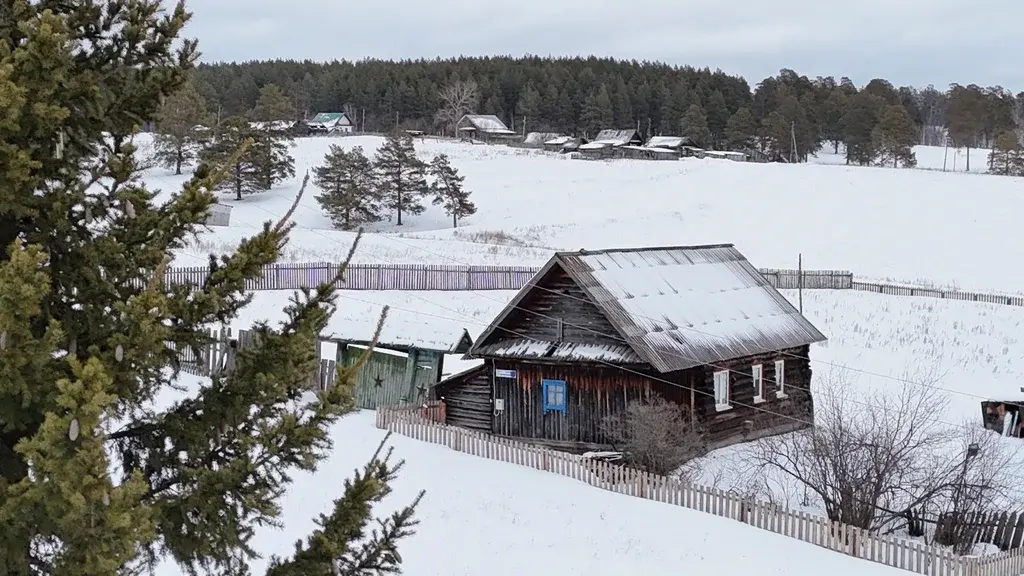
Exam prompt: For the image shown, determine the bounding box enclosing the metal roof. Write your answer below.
[468,244,826,372]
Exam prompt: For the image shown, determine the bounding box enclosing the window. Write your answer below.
[752,364,765,403]
[542,379,567,413]
[713,370,731,411]
[775,360,787,398]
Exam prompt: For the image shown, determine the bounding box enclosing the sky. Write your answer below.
[180,0,1022,90]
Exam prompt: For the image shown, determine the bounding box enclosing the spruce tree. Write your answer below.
[680,104,712,149]
[153,79,210,175]
[314,145,383,230]
[429,154,476,228]
[990,131,1024,176]
[373,133,428,226]
[725,107,757,150]
[0,3,421,573]
[872,105,918,168]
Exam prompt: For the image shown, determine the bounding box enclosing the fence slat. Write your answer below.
[374,406,1024,576]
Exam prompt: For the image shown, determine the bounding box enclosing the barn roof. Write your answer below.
[468,244,826,372]
[459,114,515,134]
[646,136,691,148]
[592,129,641,145]
[524,132,563,145]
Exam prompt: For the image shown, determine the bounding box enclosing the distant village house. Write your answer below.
[457,114,517,142]
[434,244,826,452]
[306,112,354,134]
[577,129,642,159]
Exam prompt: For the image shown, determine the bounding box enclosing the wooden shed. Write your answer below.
[577,129,642,159]
[434,244,826,452]
[645,136,692,154]
[456,114,517,142]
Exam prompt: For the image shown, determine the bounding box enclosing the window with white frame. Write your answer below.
[713,370,731,410]
[775,360,786,397]
[752,364,765,402]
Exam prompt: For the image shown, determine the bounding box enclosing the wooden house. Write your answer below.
[306,112,353,134]
[434,244,826,452]
[522,132,563,149]
[577,129,642,159]
[456,114,517,142]
[645,136,692,154]
[614,146,679,161]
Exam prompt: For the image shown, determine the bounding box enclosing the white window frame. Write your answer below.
[713,370,731,411]
[775,360,787,398]
[752,364,765,403]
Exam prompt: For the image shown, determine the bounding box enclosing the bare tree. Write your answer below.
[749,368,969,532]
[932,424,1024,553]
[600,395,706,478]
[435,79,479,136]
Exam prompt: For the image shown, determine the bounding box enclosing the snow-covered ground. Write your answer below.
[141,134,1024,294]
[153,406,908,576]
[813,143,993,174]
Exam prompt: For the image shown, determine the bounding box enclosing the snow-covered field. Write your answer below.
[141,134,1024,294]
[139,131,1024,573]
[154,406,908,576]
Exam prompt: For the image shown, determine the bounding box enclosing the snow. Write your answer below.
[646,136,686,148]
[140,134,1024,294]
[462,114,513,133]
[153,409,908,576]
[575,246,824,371]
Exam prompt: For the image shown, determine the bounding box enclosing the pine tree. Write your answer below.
[842,93,884,165]
[314,145,383,230]
[822,90,848,153]
[429,154,476,228]
[680,104,712,148]
[250,83,296,124]
[990,131,1024,176]
[759,111,792,160]
[250,124,296,190]
[0,3,420,574]
[725,107,757,150]
[705,91,730,147]
[199,116,264,200]
[153,79,210,175]
[516,82,543,131]
[872,105,918,168]
[374,133,428,226]
[580,85,614,138]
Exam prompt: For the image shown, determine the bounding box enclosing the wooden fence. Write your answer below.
[375,405,1024,576]
[156,262,1024,308]
[174,327,338,390]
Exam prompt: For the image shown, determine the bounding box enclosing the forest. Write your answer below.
[183,56,1024,172]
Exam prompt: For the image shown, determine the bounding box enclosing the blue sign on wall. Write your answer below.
[495,368,517,379]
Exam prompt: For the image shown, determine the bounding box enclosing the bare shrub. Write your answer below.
[750,367,965,532]
[600,395,706,478]
[932,424,1024,553]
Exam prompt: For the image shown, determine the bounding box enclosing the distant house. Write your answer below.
[577,129,643,159]
[645,136,692,153]
[543,136,584,153]
[522,132,563,149]
[456,114,517,142]
[434,244,826,451]
[614,146,679,161]
[705,150,747,162]
[306,112,353,134]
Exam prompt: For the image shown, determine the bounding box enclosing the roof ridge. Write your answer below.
[555,243,735,256]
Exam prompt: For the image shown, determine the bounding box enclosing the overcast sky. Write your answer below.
[181,0,1021,90]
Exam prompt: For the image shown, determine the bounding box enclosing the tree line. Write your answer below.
[152,81,475,228]
[189,57,1024,172]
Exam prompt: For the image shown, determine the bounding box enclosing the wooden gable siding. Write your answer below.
[491,265,622,347]
[345,346,439,409]
[692,345,814,449]
[433,364,492,431]
[491,360,692,448]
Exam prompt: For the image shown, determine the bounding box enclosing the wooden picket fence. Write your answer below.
[375,405,1024,576]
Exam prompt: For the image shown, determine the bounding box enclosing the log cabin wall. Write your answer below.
[490,360,693,448]
[496,266,623,347]
[433,364,492,432]
[691,345,814,450]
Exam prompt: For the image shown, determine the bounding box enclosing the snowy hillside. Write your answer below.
[154,407,909,576]
[141,134,1024,293]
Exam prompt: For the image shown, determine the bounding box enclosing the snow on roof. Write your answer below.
[470,244,825,371]
[462,114,515,134]
[524,132,562,145]
[544,136,574,145]
[646,136,688,148]
[578,141,611,150]
[592,129,640,145]
[308,112,350,125]
[560,245,827,372]
[249,120,296,131]
[472,339,642,364]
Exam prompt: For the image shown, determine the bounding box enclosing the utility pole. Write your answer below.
[798,253,803,314]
